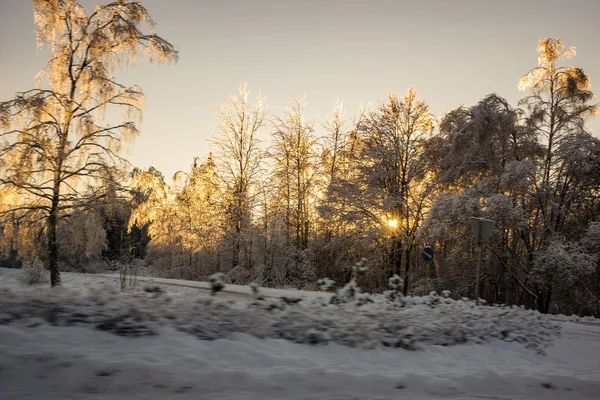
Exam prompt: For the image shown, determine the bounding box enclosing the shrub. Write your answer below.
[209,273,225,296]
[20,259,48,285]
[81,260,110,274]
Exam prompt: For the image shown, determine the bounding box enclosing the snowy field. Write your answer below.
[1,267,599,400]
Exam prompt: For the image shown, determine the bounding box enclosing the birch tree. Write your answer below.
[519,38,599,311]
[519,38,598,238]
[0,0,177,285]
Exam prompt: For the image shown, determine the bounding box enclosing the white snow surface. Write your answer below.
[1,267,599,400]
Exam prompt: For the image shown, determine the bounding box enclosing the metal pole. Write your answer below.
[425,262,429,296]
[475,245,482,306]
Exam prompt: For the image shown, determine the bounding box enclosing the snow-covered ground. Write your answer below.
[0,267,330,301]
[1,267,599,400]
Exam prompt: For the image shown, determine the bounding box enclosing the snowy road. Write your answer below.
[96,273,256,301]
[0,267,327,301]
[96,273,331,301]
[1,321,599,400]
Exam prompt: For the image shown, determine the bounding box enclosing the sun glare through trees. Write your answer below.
[1,2,600,400]
[0,1,599,318]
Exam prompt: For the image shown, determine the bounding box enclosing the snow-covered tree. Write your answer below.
[270,95,319,251]
[334,87,434,293]
[211,84,268,271]
[172,155,224,277]
[0,0,177,286]
[421,39,599,313]
[128,167,183,276]
[519,38,598,238]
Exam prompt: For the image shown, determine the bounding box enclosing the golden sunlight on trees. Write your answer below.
[128,167,170,247]
[264,95,320,284]
[2,28,599,317]
[127,161,224,279]
[519,39,598,234]
[313,101,355,279]
[0,0,177,286]
[271,95,319,251]
[349,87,435,294]
[211,84,268,273]
[386,219,399,229]
[171,156,223,277]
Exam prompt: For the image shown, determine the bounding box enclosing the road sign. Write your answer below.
[469,217,494,247]
[422,246,434,263]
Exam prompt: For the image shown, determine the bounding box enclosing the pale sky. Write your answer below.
[1,0,599,181]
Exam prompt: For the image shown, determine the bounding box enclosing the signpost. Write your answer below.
[469,217,494,305]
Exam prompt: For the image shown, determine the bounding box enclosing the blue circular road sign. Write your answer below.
[422,246,434,263]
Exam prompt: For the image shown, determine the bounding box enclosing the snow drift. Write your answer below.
[0,281,559,352]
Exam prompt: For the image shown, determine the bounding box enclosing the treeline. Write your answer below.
[1,15,599,317]
[123,40,600,317]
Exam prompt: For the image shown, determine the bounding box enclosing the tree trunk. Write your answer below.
[47,202,61,287]
[232,236,240,269]
[403,248,410,296]
[543,286,552,313]
[391,236,402,279]
[536,285,552,313]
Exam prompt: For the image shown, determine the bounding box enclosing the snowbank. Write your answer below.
[549,313,599,324]
[0,280,559,352]
[2,268,599,400]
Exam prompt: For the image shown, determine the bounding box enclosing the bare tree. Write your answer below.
[0,0,177,285]
[313,101,355,279]
[322,100,350,185]
[351,87,434,294]
[211,84,268,270]
[270,95,319,251]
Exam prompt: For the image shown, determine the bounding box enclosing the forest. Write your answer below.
[1,0,599,317]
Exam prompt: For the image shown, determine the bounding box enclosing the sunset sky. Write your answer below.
[1,0,599,181]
